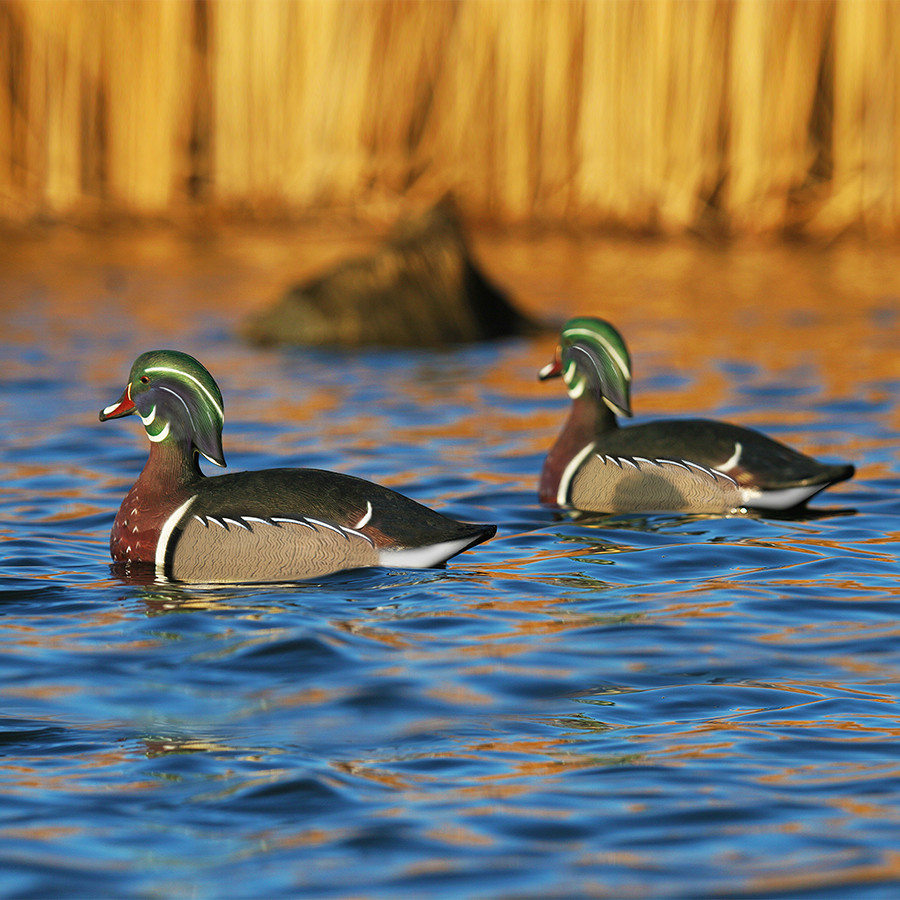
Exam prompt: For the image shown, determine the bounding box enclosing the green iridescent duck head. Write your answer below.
[99,349,226,467]
[538,316,633,417]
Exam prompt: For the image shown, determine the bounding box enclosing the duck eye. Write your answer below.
[139,375,150,384]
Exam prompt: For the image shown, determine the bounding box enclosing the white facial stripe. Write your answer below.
[138,384,222,463]
[158,384,195,432]
[145,365,224,422]
[565,326,631,381]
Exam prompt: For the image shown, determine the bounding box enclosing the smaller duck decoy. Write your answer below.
[538,317,855,515]
[100,350,495,583]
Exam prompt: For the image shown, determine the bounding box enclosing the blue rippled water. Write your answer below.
[2,231,900,898]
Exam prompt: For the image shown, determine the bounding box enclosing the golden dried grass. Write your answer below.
[1,0,898,235]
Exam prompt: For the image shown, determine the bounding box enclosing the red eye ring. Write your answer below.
[140,375,150,384]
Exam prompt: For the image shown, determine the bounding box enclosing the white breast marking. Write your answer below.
[155,495,197,574]
[558,442,597,506]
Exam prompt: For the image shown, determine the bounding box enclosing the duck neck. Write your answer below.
[110,437,205,565]
[137,436,203,491]
[539,396,617,505]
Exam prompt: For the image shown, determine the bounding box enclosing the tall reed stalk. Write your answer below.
[1,0,898,235]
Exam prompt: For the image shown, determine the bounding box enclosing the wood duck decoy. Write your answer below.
[100,350,495,583]
[538,317,855,515]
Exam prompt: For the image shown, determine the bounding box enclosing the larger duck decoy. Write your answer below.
[538,317,855,515]
[100,350,495,583]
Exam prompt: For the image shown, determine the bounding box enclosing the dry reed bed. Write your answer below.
[1,0,898,235]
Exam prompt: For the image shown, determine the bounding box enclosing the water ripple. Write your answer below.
[3,238,900,898]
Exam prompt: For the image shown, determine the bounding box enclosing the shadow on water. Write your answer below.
[2,227,900,897]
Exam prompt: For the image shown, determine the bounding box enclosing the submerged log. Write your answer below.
[241,202,543,347]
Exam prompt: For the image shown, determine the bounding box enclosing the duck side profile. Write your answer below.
[100,350,495,583]
[538,317,855,514]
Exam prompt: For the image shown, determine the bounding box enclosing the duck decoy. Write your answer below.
[538,317,855,514]
[100,350,495,583]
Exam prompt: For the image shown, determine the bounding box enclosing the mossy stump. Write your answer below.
[241,202,542,348]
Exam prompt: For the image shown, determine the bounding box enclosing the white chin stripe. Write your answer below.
[146,421,171,443]
[568,379,586,399]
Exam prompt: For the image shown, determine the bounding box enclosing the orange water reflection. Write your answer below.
[2,225,899,387]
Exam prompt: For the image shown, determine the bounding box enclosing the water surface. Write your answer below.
[1,226,900,898]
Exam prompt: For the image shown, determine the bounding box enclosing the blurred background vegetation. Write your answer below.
[1,0,898,238]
